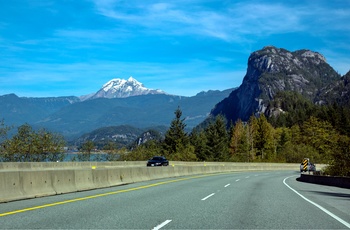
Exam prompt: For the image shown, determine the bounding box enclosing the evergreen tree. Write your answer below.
[204,115,229,161]
[338,107,350,136]
[189,128,208,161]
[162,107,190,159]
[274,127,291,162]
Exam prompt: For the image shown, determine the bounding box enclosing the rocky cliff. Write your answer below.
[210,46,341,123]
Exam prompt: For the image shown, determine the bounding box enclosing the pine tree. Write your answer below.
[189,128,208,161]
[274,127,291,162]
[204,115,229,161]
[162,107,189,158]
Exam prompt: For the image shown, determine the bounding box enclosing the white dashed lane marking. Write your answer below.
[152,220,172,230]
[201,193,215,201]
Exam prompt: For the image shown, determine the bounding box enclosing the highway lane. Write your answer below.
[1,170,349,229]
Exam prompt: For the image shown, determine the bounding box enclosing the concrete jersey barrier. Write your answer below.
[298,174,350,189]
[0,162,300,203]
[0,161,147,171]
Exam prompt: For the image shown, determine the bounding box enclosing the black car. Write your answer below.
[147,156,169,167]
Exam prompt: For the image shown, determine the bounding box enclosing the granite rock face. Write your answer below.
[210,46,340,123]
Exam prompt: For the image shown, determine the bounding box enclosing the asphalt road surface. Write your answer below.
[1,170,350,229]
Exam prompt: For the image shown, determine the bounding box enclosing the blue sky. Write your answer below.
[1,0,350,97]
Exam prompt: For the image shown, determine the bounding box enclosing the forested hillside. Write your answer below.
[1,94,349,177]
[125,101,350,177]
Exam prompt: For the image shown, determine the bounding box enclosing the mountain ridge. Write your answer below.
[0,88,234,140]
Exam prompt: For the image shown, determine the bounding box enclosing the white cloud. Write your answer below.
[90,1,304,42]
[229,3,304,35]
[90,0,350,44]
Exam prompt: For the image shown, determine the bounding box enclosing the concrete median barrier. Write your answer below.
[0,171,24,202]
[75,169,94,191]
[130,167,145,183]
[51,170,77,194]
[107,168,124,186]
[92,168,110,188]
[20,171,56,199]
[0,162,301,203]
[146,167,163,180]
[118,167,134,184]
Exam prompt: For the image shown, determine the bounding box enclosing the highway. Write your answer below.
[1,170,350,229]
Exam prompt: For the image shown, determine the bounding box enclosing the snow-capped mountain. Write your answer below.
[85,77,166,100]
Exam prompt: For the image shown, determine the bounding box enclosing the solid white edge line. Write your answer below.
[225,184,230,187]
[201,193,215,201]
[152,220,172,230]
[283,176,350,229]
